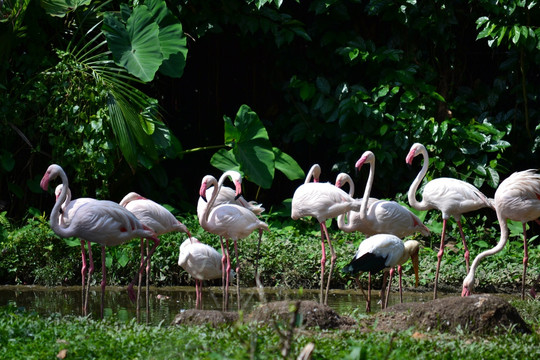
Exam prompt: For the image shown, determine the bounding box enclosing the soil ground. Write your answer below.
[171,294,531,334]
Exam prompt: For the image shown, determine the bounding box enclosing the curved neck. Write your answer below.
[408,146,429,210]
[470,212,509,276]
[50,170,74,238]
[201,176,220,227]
[360,158,375,216]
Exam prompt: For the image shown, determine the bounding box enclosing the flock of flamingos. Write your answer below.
[39,142,540,315]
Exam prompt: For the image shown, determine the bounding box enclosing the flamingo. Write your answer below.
[342,234,420,312]
[178,237,224,309]
[198,170,269,308]
[197,173,264,281]
[406,142,493,299]
[462,169,540,299]
[119,192,192,313]
[40,164,159,315]
[334,172,379,234]
[291,164,363,305]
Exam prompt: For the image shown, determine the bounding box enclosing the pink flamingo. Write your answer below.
[178,237,224,309]
[462,169,540,299]
[291,164,363,305]
[41,164,159,315]
[353,151,430,238]
[119,192,191,312]
[406,143,493,299]
[342,234,420,312]
[198,170,269,308]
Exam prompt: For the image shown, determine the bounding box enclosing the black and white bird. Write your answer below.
[342,234,420,312]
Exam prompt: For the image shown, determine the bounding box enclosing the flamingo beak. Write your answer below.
[40,173,50,191]
[199,183,208,202]
[234,180,242,200]
[405,149,416,165]
[461,287,470,297]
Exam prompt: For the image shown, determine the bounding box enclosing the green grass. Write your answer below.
[0,302,539,360]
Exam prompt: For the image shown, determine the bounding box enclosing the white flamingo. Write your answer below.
[342,234,420,312]
[406,143,493,299]
[198,170,269,308]
[178,237,224,309]
[41,164,159,315]
[462,169,540,299]
[291,164,363,305]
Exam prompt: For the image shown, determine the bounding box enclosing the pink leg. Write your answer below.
[84,241,94,314]
[457,220,470,274]
[321,223,335,306]
[136,238,144,316]
[80,240,87,289]
[195,279,200,309]
[398,265,403,303]
[366,273,372,313]
[522,223,529,300]
[127,236,160,303]
[319,223,326,304]
[434,219,448,300]
[385,268,394,309]
[219,236,227,296]
[100,245,106,318]
[224,238,231,310]
[234,239,241,309]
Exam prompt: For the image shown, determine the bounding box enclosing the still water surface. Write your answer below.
[0,285,457,325]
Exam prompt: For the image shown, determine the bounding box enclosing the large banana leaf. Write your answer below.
[103,6,162,82]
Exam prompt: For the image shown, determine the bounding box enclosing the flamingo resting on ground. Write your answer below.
[353,150,431,238]
[198,170,269,309]
[119,192,191,314]
[342,234,420,312]
[41,164,159,315]
[462,169,540,299]
[178,237,225,309]
[291,164,363,305]
[406,143,493,299]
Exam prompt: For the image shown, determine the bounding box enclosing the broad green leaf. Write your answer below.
[158,46,187,78]
[210,149,242,173]
[41,0,91,17]
[107,94,138,168]
[103,7,162,82]
[235,138,275,189]
[273,147,305,180]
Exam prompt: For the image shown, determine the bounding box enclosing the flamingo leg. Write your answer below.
[322,223,335,306]
[127,236,160,303]
[434,219,448,299]
[522,223,529,300]
[457,220,470,274]
[84,241,94,315]
[136,238,144,319]
[385,268,394,309]
[145,239,150,319]
[100,245,106,319]
[234,239,241,310]
[254,229,263,285]
[380,271,388,308]
[224,238,231,311]
[219,236,227,299]
[80,240,87,313]
[319,223,326,305]
[398,265,403,304]
[195,279,200,309]
[366,272,372,313]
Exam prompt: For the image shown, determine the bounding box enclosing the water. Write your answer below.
[0,285,460,325]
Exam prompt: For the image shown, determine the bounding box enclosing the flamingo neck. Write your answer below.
[408,146,429,210]
[201,177,220,227]
[360,158,375,216]
[50,170,74,238]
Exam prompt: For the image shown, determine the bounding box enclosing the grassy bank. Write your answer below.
[1,299,539,360]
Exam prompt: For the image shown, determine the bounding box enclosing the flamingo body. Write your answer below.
[462,169,540,298]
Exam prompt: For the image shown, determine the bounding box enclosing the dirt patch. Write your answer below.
[171,309,239,327]
[369,294,531,334]
[247,300,356,330]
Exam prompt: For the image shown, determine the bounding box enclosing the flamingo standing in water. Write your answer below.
[406,143,493,299]
[462,169,540,299]
[119,192,191,314]
[41,164,159,315]
[291,164,363,305]
[198,171,269,309]
[342,234,420,312]
[178,237,224,309]
[197,173,264,281]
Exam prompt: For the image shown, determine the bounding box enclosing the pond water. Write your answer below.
[0,285,461,325]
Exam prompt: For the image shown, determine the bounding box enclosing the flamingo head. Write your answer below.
[40,164,63,191]
[354,151,374,171]
[222,170,244,200]
[461,272,474,297]
[54,184,63,200]
[405,143,424,165]
[199,175,214,202]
